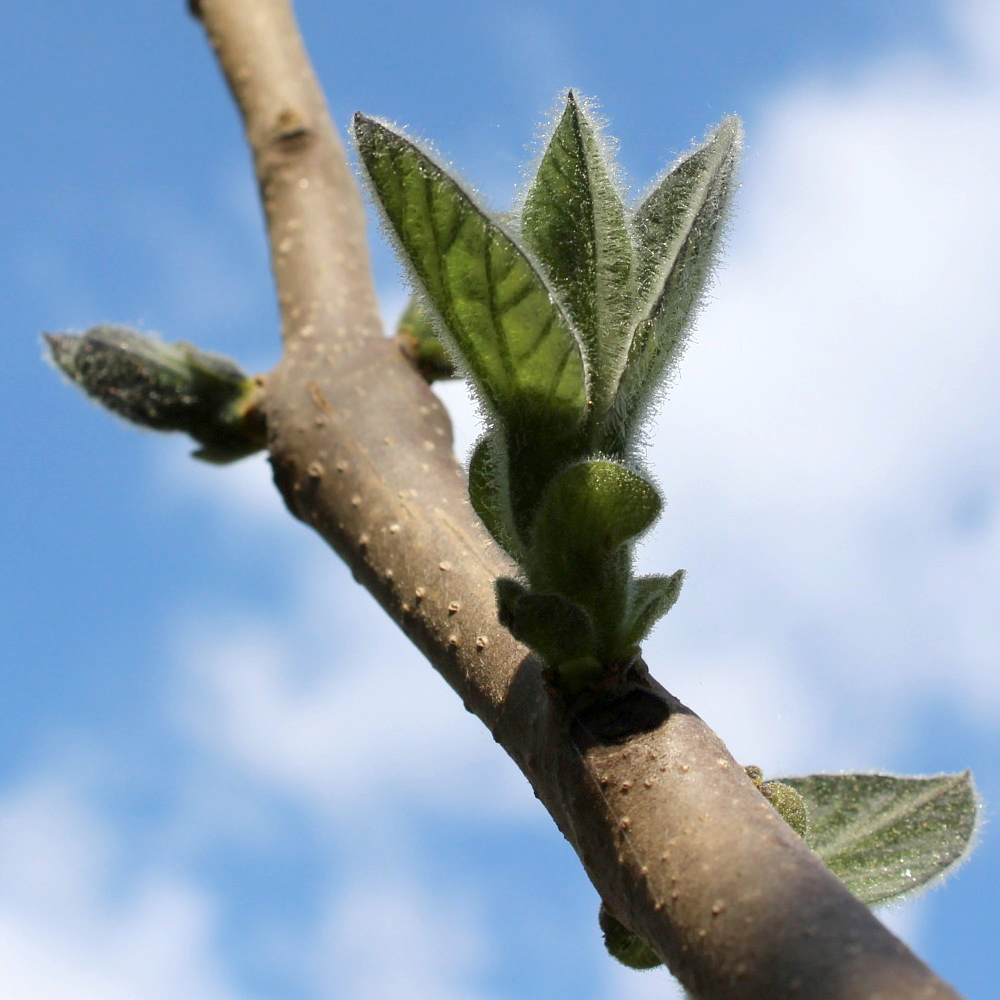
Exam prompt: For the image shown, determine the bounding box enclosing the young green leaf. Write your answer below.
[468,434,522,559]
[531,460,660,574]
[353,114,588,437]
[500,590,597,667]
[606,117,742,453]
[622,570,685,647]
[783,772,979,906]
[528,460,661,643]
[521,91,633,418]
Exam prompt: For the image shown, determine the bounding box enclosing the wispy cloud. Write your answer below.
[0,775,238,1000]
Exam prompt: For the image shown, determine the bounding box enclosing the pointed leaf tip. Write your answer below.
[521,91,633,418]
[354,115,588,435]
[607,115,742,451]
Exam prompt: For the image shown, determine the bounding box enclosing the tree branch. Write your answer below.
[191,2,962,996]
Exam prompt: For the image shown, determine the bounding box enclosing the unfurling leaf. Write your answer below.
[353,114,588,437]
[530,460,660,589]
[469,435,521,559]
[521,91,633,419]
[783,771,979,906]
[497,586,596,668]
[44,325,265,463]
[623,571,685,647]
[354,98,741,692]
[606,118,742,453]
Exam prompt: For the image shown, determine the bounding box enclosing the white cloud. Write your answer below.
[0,777,237,1000]
[312,874,493,1000]
[636,0,1000,772]
[174,552,537,823]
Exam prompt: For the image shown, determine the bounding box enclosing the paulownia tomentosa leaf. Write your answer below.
[528,459,661,658]
[622,570,685,649]
[783,771,979,906]
[604,118,742,455]
[521,91,633,424]
[468,433,521,560]
[353,114,588,440]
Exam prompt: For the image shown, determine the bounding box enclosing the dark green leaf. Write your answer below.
[502,590,596,667]
[521,92,633,417]
[783,771,979,906]
[354,114,588,436]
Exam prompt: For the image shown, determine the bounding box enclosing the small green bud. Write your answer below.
[598,902,662,970]
[761,780,809,839]
[745,765,809,838]
[45,325,265,463]
[396,299,456,382]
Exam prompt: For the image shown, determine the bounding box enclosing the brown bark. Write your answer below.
[190,2,962,996]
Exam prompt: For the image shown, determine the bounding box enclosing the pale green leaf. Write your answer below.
[606,117,741,452]
[783,771,979,906]
[354,114,588,436]
[623,570,684,647]
[521,92,633,416]
[468,434,521,559]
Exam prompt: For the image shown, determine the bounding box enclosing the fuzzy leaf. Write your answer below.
[623,570,684,647]
[495,577,529,628]
[501,590,597,667]
[532,460,660,573]
[468,435,521,559]
[760,780,809,839]
[521,92,633,416]
[354,114,588,436]
[606,118,741,452]
[529,460,660,642]
[783,772,979,906]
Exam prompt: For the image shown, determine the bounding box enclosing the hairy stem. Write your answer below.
[191,2,961,996]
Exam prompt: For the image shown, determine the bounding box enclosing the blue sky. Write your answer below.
[3,1,998,997]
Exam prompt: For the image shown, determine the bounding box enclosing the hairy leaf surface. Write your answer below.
[354,114,588,436]
[607,118,741,452]
[521,92,633,417]
[784,771,979,906]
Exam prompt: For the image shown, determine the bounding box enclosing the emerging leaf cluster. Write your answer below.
[354,94,740,690]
